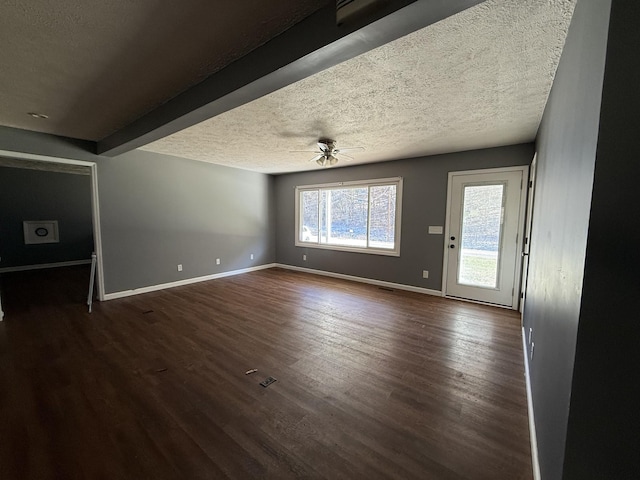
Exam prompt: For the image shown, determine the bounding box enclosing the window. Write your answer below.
[295,177,402,256]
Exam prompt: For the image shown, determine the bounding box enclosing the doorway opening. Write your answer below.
[0,150,104,319]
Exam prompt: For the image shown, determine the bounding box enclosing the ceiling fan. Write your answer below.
[291,138,364,167]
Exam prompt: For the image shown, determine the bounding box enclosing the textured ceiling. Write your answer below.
[141,0,576,174]
[0,0,326,141]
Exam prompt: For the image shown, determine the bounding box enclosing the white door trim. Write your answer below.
[0,149,105,301]
[520,154,537,314]
[441,165,529,310]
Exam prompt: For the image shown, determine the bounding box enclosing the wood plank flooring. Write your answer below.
[0,266,532,479]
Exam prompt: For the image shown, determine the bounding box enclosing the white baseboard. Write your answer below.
[275,263,442,297]
[103,263,277,300]
[522,327,541,480]
[0,259,92,273]
[103,263,442,301]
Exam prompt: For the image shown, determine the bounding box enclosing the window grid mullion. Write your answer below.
[366,186,371,248]
[316,188,321,245]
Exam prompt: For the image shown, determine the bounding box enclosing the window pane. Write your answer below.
[369,185,396,249]
[321,187,368,247]
[295,178,402,256]
[300,190,318,242]
[319,190,327,243]
[458,184,504,288]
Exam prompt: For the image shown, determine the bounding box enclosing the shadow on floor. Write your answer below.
[0,265,91,315]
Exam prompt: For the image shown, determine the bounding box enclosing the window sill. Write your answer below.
[295,241,400,257]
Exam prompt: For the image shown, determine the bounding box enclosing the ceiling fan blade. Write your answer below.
[317,142,329,152]
[290,150,321,153]
[309,154,324,162]
[338,153,354,161]
[336,146,365,153]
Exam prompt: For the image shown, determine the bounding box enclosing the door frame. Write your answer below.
[0,149,105,301]
[441,165,529,310]
[520,154,537,314]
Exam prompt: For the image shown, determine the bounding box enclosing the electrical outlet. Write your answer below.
[250,253,254,260]
[216,258,221,265]
[422,270,429,279]
[303,254,307,261]
[177,264,183,272]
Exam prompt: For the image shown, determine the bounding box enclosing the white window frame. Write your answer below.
[295,177,403,256]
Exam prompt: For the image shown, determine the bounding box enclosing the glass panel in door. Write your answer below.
[458,184,505,288]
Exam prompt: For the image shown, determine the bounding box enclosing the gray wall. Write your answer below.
[0,127,276,294]
[563,0,640,478]
[98,150,275,292]
[275,144,533,290]
[0,167,94,268]
[524,0,611,478]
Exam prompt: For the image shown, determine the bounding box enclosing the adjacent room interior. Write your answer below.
[0,1,638,479]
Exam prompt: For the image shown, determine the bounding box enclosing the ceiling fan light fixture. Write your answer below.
[303,138,363,168]
[315,154,339,167]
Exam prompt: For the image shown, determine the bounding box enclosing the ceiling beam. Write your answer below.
[97,0,485,156]
[0,156,91,175]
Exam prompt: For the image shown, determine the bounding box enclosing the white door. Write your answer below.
[444,167,527,308]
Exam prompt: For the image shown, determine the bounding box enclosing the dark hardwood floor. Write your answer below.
[0,266,532,479]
